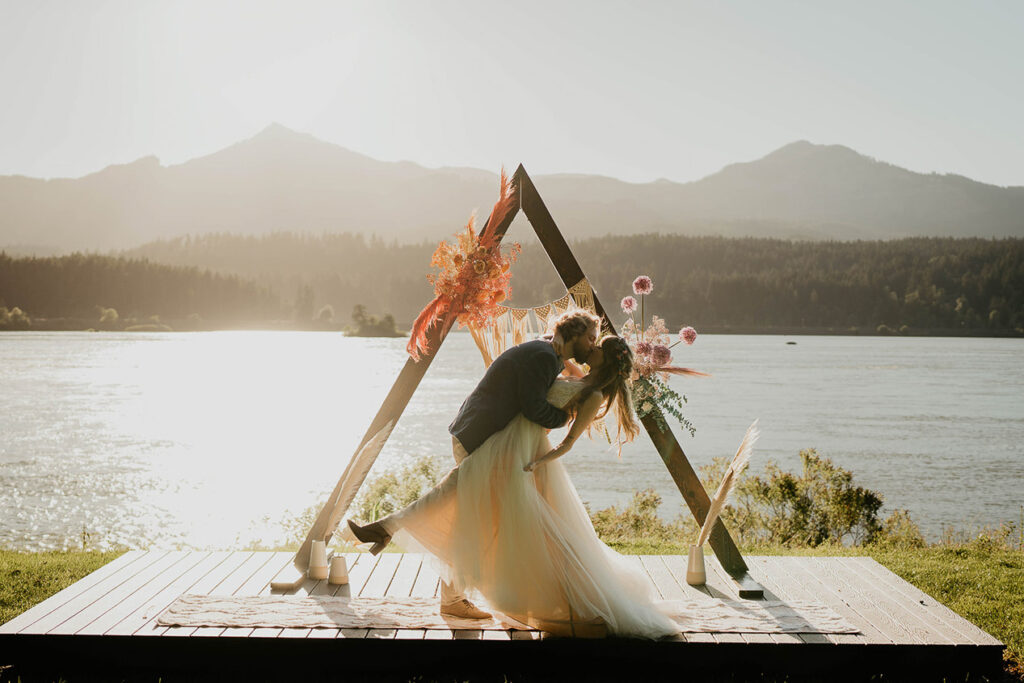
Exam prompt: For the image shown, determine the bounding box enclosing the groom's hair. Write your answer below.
[550,309,601,342]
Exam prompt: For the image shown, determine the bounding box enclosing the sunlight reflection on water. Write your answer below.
[1,331,1021,550]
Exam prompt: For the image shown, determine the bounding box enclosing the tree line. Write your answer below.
[3,234,1021,333]
[0,252,281,328]
[125,232,1024,334]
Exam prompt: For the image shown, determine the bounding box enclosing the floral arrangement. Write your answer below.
[427,216,520,328]
[620,275,706,436]
[406,208,520,360]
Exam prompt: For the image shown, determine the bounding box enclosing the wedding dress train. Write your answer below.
[380,379,680,639]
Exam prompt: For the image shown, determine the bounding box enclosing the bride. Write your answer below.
[349,331,680,639]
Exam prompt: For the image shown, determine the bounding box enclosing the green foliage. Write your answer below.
[0,251,282,324]
[701,448,884,547]
[875,508,928,549]
[122,233,1024,334]
[352,456,443,523]
[589,489,697,546]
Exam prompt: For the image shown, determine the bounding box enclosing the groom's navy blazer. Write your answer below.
[449,339,569,455]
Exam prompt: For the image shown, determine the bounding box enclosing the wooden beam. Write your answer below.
[515,166,759,595]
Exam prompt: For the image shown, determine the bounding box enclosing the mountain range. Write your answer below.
[2,123,1022,253]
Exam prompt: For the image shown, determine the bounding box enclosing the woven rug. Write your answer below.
[157,595,858,634]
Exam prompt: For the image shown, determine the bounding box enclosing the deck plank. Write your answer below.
[757,556,869,645]
[770,556,887,645]
[393,554,428,641]
[208,552,294,639]
[167,551,275,638]
[19,550,174,636]
[50,551,195,636]
[360,553,402,640]
[817,557,953,645]
[702,555,801,646]
[703,556,769,645]
[744,557,839,645]
[416,559,453,641]
[688,556,744,644]
[103,551,230,636]
[636,556,686,643]
[0,550,147,635]
[805,556,925,645]
[304,552,362,640]
[336,552,381,639]
[849,556,1001,646]
[659,555,719,644]
[143,551,253,637]
[369,553,420,640]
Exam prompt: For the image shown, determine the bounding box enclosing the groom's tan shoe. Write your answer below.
[440,598,492,620]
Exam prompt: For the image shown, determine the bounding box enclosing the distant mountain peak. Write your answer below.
[248,122,315,144]
[765,140,862,160]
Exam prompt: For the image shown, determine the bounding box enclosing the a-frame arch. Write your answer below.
[277,165,762,598]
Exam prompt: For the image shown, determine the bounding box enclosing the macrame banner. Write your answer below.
[467,278,597,368]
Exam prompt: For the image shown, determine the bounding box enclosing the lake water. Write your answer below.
[1,331,1021,550]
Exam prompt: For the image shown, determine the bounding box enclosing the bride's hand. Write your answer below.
[523,461,537,473]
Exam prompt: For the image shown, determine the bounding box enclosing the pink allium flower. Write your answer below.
[652,344,672,366]
[636,341,653,355]
[621,296,638,314]
[680,326,697,345]
[632,275,653,296]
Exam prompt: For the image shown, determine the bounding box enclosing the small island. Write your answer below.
[345,304,403,337]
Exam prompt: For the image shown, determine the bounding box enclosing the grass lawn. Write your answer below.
[2,544,1021,682]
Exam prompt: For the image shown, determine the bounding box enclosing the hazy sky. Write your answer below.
[1,0,1022,186]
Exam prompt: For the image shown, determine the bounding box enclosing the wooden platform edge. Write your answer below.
[0,632,1006,678]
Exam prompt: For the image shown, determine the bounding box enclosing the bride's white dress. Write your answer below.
[386,378,680,639]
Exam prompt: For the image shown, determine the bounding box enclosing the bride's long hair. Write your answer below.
[576,335,641,448]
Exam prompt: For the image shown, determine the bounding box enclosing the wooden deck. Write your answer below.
[0,551,1004,678]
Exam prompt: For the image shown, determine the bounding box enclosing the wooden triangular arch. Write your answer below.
[278,165,762,597]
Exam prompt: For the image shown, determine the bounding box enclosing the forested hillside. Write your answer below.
[125,234,1024,335]
[0,253,281,328]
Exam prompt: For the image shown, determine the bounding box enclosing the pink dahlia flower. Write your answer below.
[680,326,697,345]
[632,275,653,296]
[635,341,653,355]
[651,344,672,366]
[621,296,638,314]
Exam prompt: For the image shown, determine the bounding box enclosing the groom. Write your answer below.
[349,308,602,618]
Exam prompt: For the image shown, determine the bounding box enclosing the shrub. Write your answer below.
[352,456,443,523]
[872,508,927,548]
[704,448,884,547]
[589,489,696,545]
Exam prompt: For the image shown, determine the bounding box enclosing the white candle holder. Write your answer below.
[309,540,329,580]
[329,555,349,585]
[686,544,706,586]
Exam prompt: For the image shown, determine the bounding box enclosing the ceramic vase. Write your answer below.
[328,555,349,585]
[686,544,706,586]
[309,540,329,580]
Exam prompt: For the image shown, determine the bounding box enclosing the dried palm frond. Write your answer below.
[695,419,759,547]
[659,365,711,377]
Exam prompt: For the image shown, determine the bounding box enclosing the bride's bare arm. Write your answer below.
[524,391,603,472]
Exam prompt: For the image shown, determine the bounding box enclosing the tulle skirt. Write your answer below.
[388,414,679,639]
